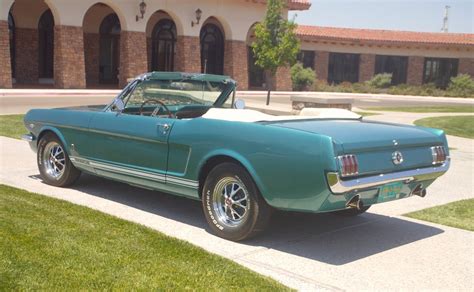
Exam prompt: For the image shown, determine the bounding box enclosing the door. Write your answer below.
[86,112,173,186]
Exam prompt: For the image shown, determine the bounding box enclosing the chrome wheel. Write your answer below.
[212,177,250,227]
[42,142,65,180]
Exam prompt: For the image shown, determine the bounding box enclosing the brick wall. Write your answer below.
[175,36,200,73]
[407,56,424,85]
[224,40,248,90]
[0,20,12,88]
[276,66,292,91]
[146,37,152,72]
[15,28,38,83]
[84,33,100,86]
[54,26,86,89]
[315,51,329,82]
[119,31,147,87]
[359,54,375,82]
[458,58,474,78]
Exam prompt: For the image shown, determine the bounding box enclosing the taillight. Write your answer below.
[431,146,447,164]
[338,154,359,177]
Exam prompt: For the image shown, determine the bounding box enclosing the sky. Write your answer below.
[289,0,473,33]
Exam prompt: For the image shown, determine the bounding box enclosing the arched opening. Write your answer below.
[200,22,224,75]
[246,24,265,89]
[99,13,121,84]
[151,18,176,72]
[8,10,15,79]
[38,9,54,80]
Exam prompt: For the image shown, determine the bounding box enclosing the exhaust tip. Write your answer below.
[412,184,426,198]
[346,195,363,210]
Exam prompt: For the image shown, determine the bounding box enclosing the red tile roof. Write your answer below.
[296,25,474,47]
[288,0,311,10]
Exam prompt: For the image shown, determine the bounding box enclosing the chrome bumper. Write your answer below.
[21,134,35,142]
[327,158,450,194]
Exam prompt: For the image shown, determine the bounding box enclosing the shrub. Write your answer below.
[447,74,474,97]
[291,63,316,91]
[367,73,392,89]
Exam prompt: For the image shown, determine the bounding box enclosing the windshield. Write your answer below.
[123,78,227,109]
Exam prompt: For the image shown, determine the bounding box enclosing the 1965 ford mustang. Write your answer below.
[23,72,450,241]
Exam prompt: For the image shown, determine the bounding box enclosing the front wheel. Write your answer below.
[37,133,81,187]
[202,163,272,241]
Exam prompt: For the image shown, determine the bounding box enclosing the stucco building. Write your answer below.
[0,0,473,90]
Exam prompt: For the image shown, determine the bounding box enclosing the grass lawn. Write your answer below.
[414,116,474,139]
[0,184,289,291]
[362,106,474,113]
[0,114,26,139]
[405,199,474,231]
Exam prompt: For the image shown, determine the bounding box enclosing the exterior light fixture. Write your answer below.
[191,8,202,27]
[136,0,147,22]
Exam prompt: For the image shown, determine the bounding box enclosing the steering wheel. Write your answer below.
[139,99,174,118]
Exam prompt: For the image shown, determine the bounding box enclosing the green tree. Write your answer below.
[252,0,300,104]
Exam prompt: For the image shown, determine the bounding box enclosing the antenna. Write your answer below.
[441,5,450,33]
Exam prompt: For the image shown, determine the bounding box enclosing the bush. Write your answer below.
[367,73,392,89]
[291,63,316,91]
[447,74,474,97]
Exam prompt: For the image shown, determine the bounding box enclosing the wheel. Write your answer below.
[37,133,81,187]
[202,163,272,241]
[333,205,371,217]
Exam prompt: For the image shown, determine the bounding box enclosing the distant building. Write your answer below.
[0,0,472,90]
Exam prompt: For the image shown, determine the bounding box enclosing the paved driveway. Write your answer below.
[1,134,473,290]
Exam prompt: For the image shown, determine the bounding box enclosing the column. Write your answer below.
[224,40,249,90]
[0,20,12,88]
[175,35,201,73]
[54,25,86,88]
[119,30,147,87]
[359,54,375,82]
[407,56,424,85]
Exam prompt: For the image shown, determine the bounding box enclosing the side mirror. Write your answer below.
[233,99,245,110]
[111,98,125,112]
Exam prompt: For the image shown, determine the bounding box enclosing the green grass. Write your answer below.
[361,106,474,113]
[354,111,380,117]
[0,114,26,139]
[405,199,474,231]
[414,116,474,139]
[0,184,289,291]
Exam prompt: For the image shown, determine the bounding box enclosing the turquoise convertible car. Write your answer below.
[23,72,450,241]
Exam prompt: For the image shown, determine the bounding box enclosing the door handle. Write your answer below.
[157,123,171,135]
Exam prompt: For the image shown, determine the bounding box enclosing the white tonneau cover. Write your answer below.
[201,108,361,122]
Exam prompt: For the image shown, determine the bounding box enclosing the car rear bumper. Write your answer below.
[326,158,450,194]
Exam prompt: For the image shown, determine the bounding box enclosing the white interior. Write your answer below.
[201,108,361,122]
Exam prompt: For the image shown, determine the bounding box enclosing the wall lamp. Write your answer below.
[191,8,202,27]
[136,0,147,22]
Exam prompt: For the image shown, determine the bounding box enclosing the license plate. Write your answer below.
[378,182,403,202]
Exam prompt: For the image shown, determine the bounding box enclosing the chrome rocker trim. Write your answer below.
[327,158,450,194]
[21,134,35,142]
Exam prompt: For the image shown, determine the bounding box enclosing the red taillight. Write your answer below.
[338,154,359,177]
[431,146,447,164]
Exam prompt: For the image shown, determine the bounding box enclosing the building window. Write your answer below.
[99,13,121,84]
[248,46,265,89]
[375,55,408,85]
[8,12,15,78]
[151,19,176,72]
[297,50,315,69]
[38,10,54,79]
[200,24,224,75]
[423,58,459,88]
[328,53,360,84]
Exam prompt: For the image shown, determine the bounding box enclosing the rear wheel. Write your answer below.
[37,133,81,187]
[202,163,272,241]
[333,205,371,217]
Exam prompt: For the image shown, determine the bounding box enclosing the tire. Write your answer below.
[37,133,81,187]
[333,205,371,217]
[202,163,272,241]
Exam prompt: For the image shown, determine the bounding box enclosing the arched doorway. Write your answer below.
[8,11,15,79]
[99,13,121,84]
[200,23,224,75]
[151,19,176,72]
[246,24,265,89]
[38,9,54,80]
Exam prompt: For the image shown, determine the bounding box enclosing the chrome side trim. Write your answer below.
[69,156,198,189]
[21,134,35,142]
[327,158,450,194]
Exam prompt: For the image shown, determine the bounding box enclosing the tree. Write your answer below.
[252,0,300,105]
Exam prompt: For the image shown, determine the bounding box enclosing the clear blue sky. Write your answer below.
[289,0,473,33]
